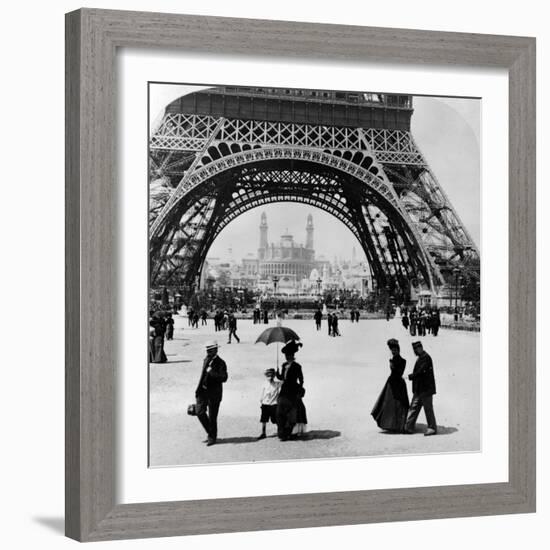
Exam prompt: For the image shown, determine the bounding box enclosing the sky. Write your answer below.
[150,84,480,262]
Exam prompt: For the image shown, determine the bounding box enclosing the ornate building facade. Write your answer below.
[205,212,373,295]
[256,212,323,288]
[218,212,329,292]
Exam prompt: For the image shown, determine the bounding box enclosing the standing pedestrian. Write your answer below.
[257,368,282,439]
[409,311,417,336]
[151,324,167,363]
[275,340,305,441]
[432,311,441,336]
[332,312,340,336]
[327,313,333,337]
[418,312,426,337]
[404,341,437,436]
[195,341,228,446]
[314,308,322,331]
[227,312,240,343]
[165,313,174,340]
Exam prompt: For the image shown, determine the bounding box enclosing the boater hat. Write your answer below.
[412,341,423,349]
[205,340,219,350]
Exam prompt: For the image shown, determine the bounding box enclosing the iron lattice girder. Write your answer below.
[151,163,431,290]
[150,113,426,165]
[150,106,479,290]
[383,164,479,270]
[149,146,406,238]
[149,148,440,289]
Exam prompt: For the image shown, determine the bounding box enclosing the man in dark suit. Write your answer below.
[404,341,437,436]
[314,308,322,330]
[195,341,228,446]
[227,312,240,343]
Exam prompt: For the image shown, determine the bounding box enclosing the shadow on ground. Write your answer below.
[416,423,458,435]
[296,429,341,441]
[216,436,260,444]
[216,429,341,445]
[33,517,65,534]
[378,424,458,436]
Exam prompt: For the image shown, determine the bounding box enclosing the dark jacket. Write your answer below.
[409,351,436,395]
[389,354,406,379]
[276,360,304,400]
[196,355,228,400]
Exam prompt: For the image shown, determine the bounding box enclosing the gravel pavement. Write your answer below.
[149,314,480,467]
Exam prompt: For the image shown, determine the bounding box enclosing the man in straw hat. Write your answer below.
[195,340,228,446]
[404,341,437,436]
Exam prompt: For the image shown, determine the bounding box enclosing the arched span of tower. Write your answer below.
[149,147,440,295]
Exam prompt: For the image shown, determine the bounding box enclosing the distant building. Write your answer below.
[205,211,372,295]
[252,212,329,292]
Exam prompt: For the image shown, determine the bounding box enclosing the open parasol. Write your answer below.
[255,326,300,369]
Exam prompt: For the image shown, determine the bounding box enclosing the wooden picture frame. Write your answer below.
[65,8,536,542]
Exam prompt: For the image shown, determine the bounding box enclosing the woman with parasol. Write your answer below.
[275,339,306,441]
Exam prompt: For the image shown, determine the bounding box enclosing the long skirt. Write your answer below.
[296,398,308,425]
[276,396,297,439]
[151,336,167,363]
[371,376,409,432]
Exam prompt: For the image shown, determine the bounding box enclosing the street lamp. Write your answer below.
[272,275,280,317]
[449,267,460,307]
[272,275,279,296]
[452,267,461,318]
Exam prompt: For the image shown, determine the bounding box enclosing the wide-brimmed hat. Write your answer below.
[205,340,219,350]
[281,339,302,355]
[264,368,276,375]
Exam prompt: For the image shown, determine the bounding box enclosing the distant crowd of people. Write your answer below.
[252,308,271,324]
[186,308,207,328]
[400,307,441,337]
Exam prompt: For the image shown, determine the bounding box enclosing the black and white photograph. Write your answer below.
[148,83,481,467]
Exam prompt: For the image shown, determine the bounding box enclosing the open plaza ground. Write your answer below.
[149,314,480,467]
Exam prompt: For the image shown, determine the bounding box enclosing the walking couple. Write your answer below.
[371,338,437,436]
